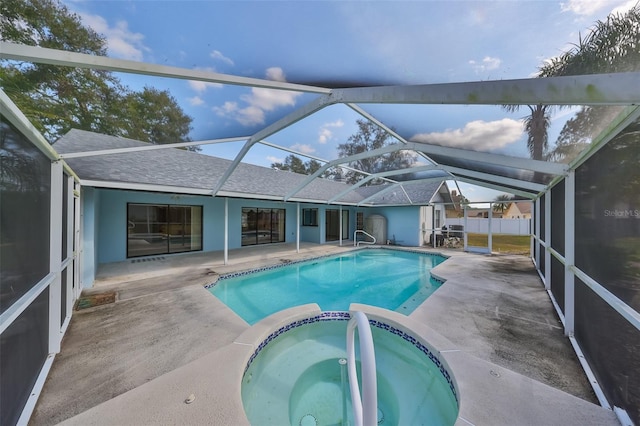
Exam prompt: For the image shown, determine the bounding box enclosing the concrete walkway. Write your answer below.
[29,244,618,426]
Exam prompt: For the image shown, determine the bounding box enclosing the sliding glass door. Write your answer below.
[326,209,349,241]
[127,203,202,258]
[242,207,285,246]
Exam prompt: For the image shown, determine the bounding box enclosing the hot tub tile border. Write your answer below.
[243,311,458,406]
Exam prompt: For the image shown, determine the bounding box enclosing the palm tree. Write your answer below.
[505,104,550,160]
[493,194,512,214]
[507,5,640,162]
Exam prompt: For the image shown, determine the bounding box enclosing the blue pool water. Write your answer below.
[209,248,446,324]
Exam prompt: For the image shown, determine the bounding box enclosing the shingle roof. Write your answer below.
[54,129,446,206]
[514,201,532,214]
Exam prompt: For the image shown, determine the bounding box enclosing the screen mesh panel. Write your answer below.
[575,123,640,311]
[0,117,51,314]
[575,279,640,424]
[550,255,565,313]
[0,289,49,426]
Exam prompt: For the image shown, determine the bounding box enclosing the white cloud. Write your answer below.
[213,101,239,115]
[610,0,637,15]
[188,67,223,93]
[290,143,316,154]
[469,56,502,74]
[79,13,149,61]
[189,80,222,93]
[561,0,636,16]
[188,96,205,106]
[560,0,609,15]
[210,50,234,66]
[267,155,284,164]
[410,118,523,151]
[213,67,302,126]
[318,119,344,144]
[265,67,286,82]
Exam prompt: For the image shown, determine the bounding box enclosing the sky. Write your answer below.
[62,0,636,202]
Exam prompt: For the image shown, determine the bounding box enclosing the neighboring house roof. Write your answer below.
[514,201,532,215]
[504,201,533,217]
[54,129,449,207]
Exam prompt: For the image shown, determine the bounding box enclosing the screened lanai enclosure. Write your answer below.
[1,1,640,424]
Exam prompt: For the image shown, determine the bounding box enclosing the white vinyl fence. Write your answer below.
[446,218,531,235]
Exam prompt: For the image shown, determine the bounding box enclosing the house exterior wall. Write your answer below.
[368,206,422,246]
[299,207,321,242]
[93,189,315,264]
[81,189,363,285]
[81,187,436,286]
[504,202,533,219]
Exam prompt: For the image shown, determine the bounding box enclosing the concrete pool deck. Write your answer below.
[29,243,619,426]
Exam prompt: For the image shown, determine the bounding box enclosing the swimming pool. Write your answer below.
[241,309,459,425]
[208,248,446,324]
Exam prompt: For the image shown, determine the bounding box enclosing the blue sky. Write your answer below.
[63,0,635,201]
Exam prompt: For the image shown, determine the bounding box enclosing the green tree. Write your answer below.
[504,104,550,160]
[540,5,640,163]
[337,119,415,184]
[493,194,513,214]
[507,5,640,162]
[123,87,193,145]
[0,0,193,147]
[271,154,324,175]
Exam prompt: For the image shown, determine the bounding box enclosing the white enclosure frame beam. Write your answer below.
[356,177,444,206]
[339,205,343,247]
[410,142,568,176]
[296,203,300,253]
[284,142,407,201]
[440,165,547,193]
[569,105,640,171]
[564,172,575,336]
[0,90,59,161]
[453,176,537,199]
[535,197,541,268]
[224,198,229,265]
[211,95,332,195]
[60,136,249,158]
[544,191,552,291]
[328,165,445,203]
[259,140,387,180]
[331,72,640,106]
[346,103,438,167]
[488,203,493,253]
[0,42,331,94]
[49,161,63,354]
[463,206,468,250]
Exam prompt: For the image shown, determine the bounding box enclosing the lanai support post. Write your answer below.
[224,197,228,265]
[339,205,343,247]
[463,205,468,251]
[49,160,63,354]
[544,191,551,290]
[564,172,575,336]
[488,202,493,254]
[535,197,541,268]
[296,203,300,253]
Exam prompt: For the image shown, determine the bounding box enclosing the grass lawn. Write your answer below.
[466,233,531,255]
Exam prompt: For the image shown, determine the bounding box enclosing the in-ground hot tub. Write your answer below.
[241,307,459,426]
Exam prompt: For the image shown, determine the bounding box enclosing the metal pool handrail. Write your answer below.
[346,311,378,426]
[354,230,376,247]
